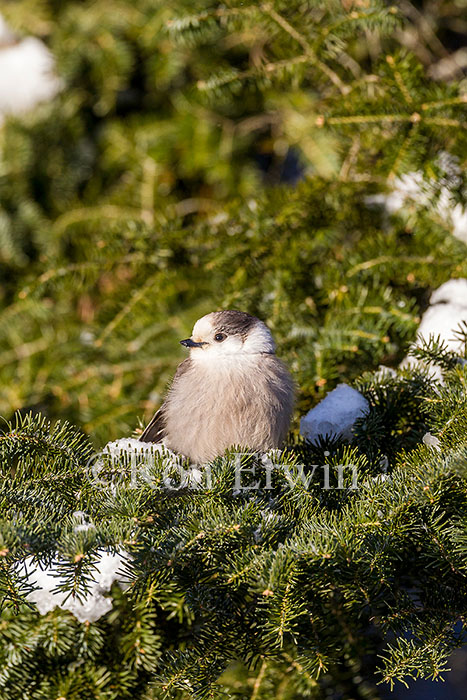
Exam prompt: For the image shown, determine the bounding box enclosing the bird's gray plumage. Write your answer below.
[140,311,294,463]
[139,359,191,443]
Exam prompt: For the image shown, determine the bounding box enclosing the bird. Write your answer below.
[140,310,294,463]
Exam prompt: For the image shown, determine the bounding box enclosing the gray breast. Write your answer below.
[162,355,294,463]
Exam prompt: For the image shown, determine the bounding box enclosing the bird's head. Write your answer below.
[180,310,275,359]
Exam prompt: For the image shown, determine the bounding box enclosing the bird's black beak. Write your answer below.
[180,338,205,348]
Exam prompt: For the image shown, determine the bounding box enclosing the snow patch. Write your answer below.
[300,384,369,444]
[403,279,467,371]
[102,437,183,474]
[367,154,467,244]
[103,436,177,461]
[418,280,467,354]
[0,15,61,120]
[102,437,207,488]
[22,549,129,623]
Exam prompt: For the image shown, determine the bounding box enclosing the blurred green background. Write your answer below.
[0,0,466,447]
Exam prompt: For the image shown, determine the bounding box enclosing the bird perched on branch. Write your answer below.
[140,310,294,463]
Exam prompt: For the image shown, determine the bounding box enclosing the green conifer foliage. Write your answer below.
[1,343,467,699]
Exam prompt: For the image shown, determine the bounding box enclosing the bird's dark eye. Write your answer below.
[214,333,227,342]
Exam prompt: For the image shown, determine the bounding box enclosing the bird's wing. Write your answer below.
[139,358,192,443]
[139,406,166,443]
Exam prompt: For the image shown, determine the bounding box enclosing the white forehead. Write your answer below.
[192,314,215,338]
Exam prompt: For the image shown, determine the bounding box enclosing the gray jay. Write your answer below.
[140,310,294,463]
